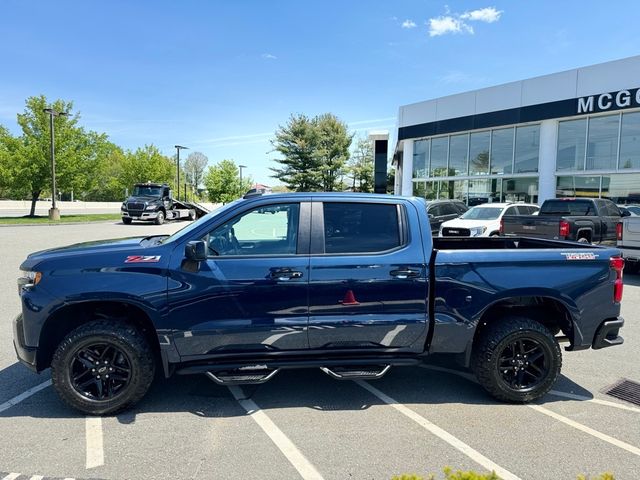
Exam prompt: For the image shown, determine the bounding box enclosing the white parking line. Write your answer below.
[28,475,44,480]
[528,405,640,457]
[0,380,52,413]
[420,364,640,413]
[355,380,523,480]
[2,473,20,480]
[85,416,104,469]
[228,386,324,480]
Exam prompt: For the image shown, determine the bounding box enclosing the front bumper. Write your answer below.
[122,211,159,220]
[592,317,624,350]
[13,313,38,371]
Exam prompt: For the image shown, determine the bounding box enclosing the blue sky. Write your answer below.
[1,1,639,185]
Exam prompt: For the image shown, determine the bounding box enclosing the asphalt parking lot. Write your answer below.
[1,221,639,480]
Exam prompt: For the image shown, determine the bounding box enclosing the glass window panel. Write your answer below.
[555,176,600,198]
[469,131,490,175]
[204,203,300,256]
[412,180,427,198]
[586,114,619,170]
[514,125,539,173]
[452,180,468,203]
[448,134,468,176]
[430,137,448,177]
[502,177,538,203]
[557,119,586,171]
[467,178,499,205]
[619,112,640,169]
[323,203,400,254]
[490,128,514,174]
[601,173,640,203]
[437,180,452,199]
[424,181,438,200]
[412,139,429,178]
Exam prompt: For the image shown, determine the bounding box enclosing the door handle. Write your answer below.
[269,268,303,281]
[390,268,420,279]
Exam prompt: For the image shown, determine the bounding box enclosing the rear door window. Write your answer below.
[322,203,402,254]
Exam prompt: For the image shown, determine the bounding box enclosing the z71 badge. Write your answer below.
[561,252,599,260]
[125,255,161,263]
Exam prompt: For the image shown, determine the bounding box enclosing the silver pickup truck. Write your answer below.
[618,216,640,272]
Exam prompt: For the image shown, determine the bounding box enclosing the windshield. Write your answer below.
[133,186,163,197]
[540,200,594,216]
[160,200,243,244]
[460,206,503,220]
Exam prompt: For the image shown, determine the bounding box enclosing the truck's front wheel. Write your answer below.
[472,316,561,403]
[154,210,165,225]
[51,321,155,415]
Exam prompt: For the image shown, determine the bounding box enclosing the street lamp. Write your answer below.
[43,108,69,220]
[174,145,189,201]
[238,164,247,186]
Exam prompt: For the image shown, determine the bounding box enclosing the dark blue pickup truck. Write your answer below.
[14,193,626,415]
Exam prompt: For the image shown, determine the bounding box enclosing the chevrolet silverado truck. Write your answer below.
[501,198,627,244]
[14,193,625,415]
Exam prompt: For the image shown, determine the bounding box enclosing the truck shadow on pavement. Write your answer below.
[0,361,595,422]
[623,271,640,286]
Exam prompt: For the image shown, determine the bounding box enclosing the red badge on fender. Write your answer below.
[125,255,161,263]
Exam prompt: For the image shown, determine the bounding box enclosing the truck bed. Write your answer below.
[433,236,601,250]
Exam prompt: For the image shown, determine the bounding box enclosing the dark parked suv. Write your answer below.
[425,199,468,234]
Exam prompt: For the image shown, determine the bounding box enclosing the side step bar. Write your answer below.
[321,365,391,380]
[205,366,279,385]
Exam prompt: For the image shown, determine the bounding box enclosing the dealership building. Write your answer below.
[392,55,640,205]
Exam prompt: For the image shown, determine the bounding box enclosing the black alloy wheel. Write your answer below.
[51,320,155,415]
[472,316,561,403]
[496,337,548,392]
[70,343,132,401]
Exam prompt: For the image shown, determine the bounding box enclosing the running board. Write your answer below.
[205,366,279,385]
[321,365,391,380]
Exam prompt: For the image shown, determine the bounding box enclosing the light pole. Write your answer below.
[174,145,188,201]
[238,164,247,187]
[43,108,69,220]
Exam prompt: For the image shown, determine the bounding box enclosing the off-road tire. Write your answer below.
[471,316,561,403]
[51,320,155,415]
[154,210,165,225]
[122,217,132,225]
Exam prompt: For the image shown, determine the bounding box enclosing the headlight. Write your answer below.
[121,202,127,211]
[17,271,42,293]
[470,226,487,236]
[145,205,157,211]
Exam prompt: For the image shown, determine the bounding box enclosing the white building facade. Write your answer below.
[393,56,640,206]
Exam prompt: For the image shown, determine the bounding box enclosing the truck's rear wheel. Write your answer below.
[471,316,561,403]
[154,210,165,225]
[51,320,155,415]
[122,217,132,225]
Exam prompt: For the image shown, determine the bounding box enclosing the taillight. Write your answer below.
[499,217,504,235]
[610,256,624,303]
[559,220,570,238]
[616,222,623,241]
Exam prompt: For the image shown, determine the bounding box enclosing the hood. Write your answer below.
[125,195,162,203]
[441,218,499,229]
[21,237,149,270]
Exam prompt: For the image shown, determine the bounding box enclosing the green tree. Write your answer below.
[0,125,20,198]
[348,137,374,192]
[11,95,106,215]
[315,113,352,191]
[119,145,175,193]
[204,159,251,203]
[270,114,321,191]
[184,151,208,196]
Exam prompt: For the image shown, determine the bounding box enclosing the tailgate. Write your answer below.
[502,215,560,238]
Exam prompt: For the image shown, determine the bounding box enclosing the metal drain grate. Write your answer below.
[602,378,640,406]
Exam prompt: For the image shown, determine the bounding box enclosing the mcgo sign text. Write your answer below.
[578,88,640,114]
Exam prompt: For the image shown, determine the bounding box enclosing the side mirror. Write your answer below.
[185,240,207,261]
[621,209,631,217]
[428,213,434,219]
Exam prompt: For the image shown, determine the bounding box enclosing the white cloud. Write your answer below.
[428,6,502,37]
[428,16,472,37]
[401,19,417,29]
[460,7,502,23]
[261,53,277,60]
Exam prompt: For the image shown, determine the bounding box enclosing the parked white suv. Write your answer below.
[439,202,539,237]
[617,216,640,273]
